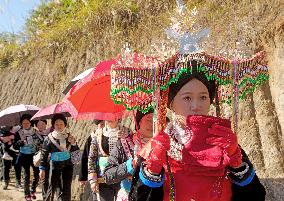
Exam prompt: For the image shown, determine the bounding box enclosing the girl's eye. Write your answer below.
[201,96,208,100]
[183,96,191,101]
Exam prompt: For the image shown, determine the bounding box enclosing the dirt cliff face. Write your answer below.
[0,1,283,200]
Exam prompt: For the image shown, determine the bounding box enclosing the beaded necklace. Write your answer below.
[97,126,128,156]
[166,121,193,161]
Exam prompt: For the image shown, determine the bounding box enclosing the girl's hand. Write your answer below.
[139,131,170,174]
[0,136,11,143]
[207,124,242,167]
[207,124,238,156]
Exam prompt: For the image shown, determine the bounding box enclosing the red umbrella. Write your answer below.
[31,103,71,120]
[63,59,126,121]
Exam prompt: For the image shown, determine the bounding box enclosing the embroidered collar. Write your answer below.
[165,122,192,145]
[102,127,120,138]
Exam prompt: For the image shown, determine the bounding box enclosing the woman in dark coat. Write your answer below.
[128,63,266,201]
[39,114,79,201]
[104,110,154,201]
[0,126,22,190]
[14,114,42,201]
[79,120,104,201]
[87,120,131,201]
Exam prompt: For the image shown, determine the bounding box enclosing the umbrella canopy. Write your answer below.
[0,104,41,126]
[31,102,71,120]
[63,59,125,121]
[62,68,94,95]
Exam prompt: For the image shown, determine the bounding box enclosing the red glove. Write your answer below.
[139,131,170,174]
[207,124,242,167]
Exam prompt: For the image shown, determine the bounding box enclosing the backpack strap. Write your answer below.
[18,130,25,142]
[35,133,44,142]
[48,134,64,152]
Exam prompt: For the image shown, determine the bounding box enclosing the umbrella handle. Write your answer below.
[154,89,169,136]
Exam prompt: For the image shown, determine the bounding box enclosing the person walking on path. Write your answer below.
[79,120,104,201]
[104,110,154,201]
[129,63,266,201]
[39,114,79,201]
[14,114,42,201]
[0,126,22,190]
[88,120,131,201]
[35,119,52,201]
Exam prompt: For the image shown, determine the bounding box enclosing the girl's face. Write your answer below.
[22,119,31,130]
[37,120,47,132]
[54,119,66,132]
[106,120,119,129]
[139,113,153,139]
[171,78,210,123]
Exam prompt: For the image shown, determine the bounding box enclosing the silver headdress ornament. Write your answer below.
[166,28,210,54]
[165,0,210,55]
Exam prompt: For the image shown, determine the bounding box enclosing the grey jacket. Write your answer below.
[104,136,134,185]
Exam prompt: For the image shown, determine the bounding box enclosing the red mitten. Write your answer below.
[207,124,242,167]
[139,131,170,174]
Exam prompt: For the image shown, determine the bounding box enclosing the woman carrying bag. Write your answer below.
[88,119,131,201]
[14,114,42,201]
[39,114,79,201]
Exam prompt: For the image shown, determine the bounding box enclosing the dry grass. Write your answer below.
[1,0,282,69]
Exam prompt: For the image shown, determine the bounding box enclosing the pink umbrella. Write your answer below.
[31,103,71,120]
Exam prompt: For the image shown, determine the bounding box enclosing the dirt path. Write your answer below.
[0,179,42,201]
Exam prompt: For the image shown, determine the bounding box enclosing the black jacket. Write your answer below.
[40,134,79,170]
[79,135,92,181]
[104,137,134,184]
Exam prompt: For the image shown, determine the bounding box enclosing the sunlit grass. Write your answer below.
[0,0,282,68]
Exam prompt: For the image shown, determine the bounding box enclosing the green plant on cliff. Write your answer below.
[0,0,142,68]
[0,33,22,68]
[0,0,282,69]
[25,0,140,53]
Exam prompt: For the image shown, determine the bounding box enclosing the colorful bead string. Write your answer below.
[111,51,269,113]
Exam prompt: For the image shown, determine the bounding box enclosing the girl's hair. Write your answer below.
[34,119,48,126]
[20,113,32,123]
[51,114,67,127]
